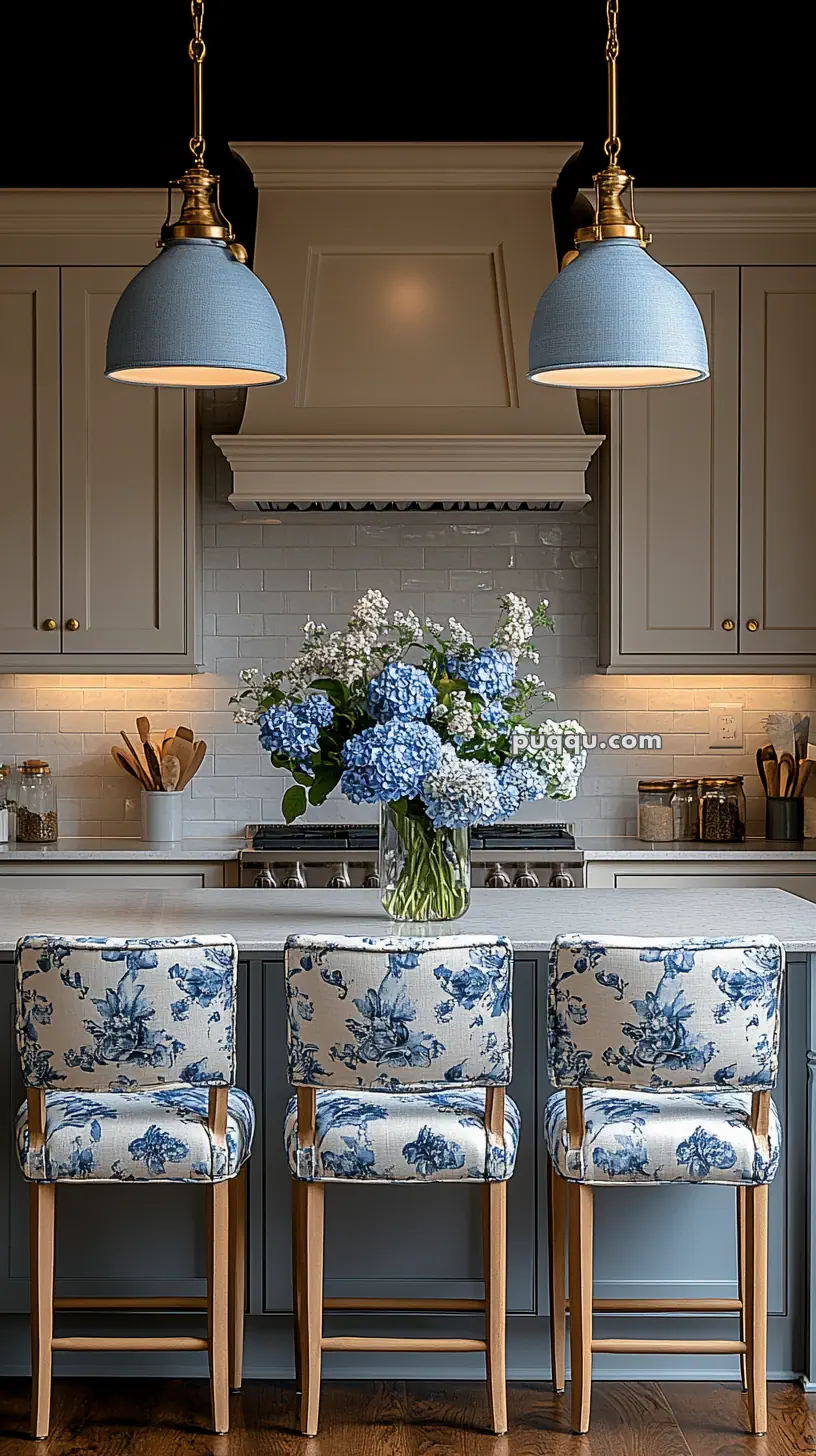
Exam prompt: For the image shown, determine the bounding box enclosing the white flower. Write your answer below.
[232,707,258,726]
[425,618,444,636]
[393,609,423,644]
[447,617,474,649]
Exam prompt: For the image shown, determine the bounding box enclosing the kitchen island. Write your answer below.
[0,886,813,1387]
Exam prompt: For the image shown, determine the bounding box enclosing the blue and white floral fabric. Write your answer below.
[16,935,238,1090]
[285,935,513,1091]
[548,935,783,1091]
[544,1087,781,1186]
[16,1086,254,1183]
[284,1087,520,1183]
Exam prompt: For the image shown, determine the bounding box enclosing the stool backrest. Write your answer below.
[548,934,784,1091]
[15,934,238,1091]
[285,934,513,1090]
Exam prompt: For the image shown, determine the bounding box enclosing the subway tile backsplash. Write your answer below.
[2,401,815,844]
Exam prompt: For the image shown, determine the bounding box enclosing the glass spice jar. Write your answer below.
[17,761,58,843]
[671,778,699,841]
[699,776,746,843]
[0,765,9,845]
[637,779,675,841]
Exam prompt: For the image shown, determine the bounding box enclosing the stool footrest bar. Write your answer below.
[53,1296,207,1310]
[321,1336,487,1353]
[51,1336,208,1352]
[591,1338,746,1355]
[566,1297,742,1314]
[323,1297,485,1311]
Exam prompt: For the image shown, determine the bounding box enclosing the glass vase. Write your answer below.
[379,801,470,922]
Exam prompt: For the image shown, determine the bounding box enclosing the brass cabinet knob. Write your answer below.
[746,619,759,632]
[41,618,57,632]
[65,618,80,632]
[721,618,735,632]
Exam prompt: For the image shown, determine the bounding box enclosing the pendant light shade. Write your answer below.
[529,0,708,391]
[106,238,286,387]
[529,238,709,389]
[106,0,285,390]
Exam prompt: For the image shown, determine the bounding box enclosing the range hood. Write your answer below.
[214,144,604,511]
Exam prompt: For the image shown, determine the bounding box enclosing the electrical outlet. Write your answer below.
[709,703,744,749]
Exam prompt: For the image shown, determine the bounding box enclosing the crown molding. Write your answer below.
[0,189,166,236]
[584,188,816,234]
[231,142,582,191]
[215,433,604,507]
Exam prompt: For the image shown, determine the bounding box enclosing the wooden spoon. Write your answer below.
[111,746,146,786]
[136,716,151,746]
[161,728,175,756]
[164,734,193,779]
[795,759,813,798]
[161,753,181,791]
[778,752,797,799]
[765,758,780,798]
[175,725,194,744]
[143,739,164,791]
[177,739,207,790]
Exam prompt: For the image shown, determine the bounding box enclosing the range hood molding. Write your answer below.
[220,142,604,510]
[217,432,603,510]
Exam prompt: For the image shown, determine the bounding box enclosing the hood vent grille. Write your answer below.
[254,499,581,513]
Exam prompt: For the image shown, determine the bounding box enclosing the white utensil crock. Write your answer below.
[141,790,184,842]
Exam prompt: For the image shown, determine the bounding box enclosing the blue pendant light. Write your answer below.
[106,1,286,388]
[529,0,708,390]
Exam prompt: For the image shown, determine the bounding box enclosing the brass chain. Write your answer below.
[604,0,621,166]
[189,0,206,168]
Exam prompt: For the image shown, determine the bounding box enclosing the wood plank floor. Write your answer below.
[0,1380,813,1454]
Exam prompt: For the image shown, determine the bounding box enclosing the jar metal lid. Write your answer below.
[638,779,673,792]
[21,760,51,775]
[672,778,698,789]
[699,775,743,786]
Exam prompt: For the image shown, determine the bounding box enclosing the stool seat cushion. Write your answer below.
[16,1086,254,1183]
[545,1087,781,1186]
[285,1086,520,1183]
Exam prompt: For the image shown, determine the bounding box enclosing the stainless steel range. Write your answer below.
[240,823,582,889]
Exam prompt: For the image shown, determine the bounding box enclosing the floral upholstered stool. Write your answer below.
[284,933,519,1437]
[544,934,784,1437]
[15,934,254,1438]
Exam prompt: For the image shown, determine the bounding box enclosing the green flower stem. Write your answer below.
[381,803,469,922]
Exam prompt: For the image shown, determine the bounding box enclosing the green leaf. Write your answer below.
[310,678,348,708]
[291,769,314,786]
[281,785,307,823]
[309,762,343,806]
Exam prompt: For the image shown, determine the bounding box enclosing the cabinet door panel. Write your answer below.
[60,267,189,655]
[740,267,816,655]
[0,269,61,653]
[618,266,739,656]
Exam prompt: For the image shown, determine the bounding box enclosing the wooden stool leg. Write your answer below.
[228,1166,247,1392]
[208,1181,230,1434]
[745,1183,769,1436]
[737,1185,748,1392]
[300,1182,324,1437]
[29,1182,55,1440]
[568,1182,593,1435]
[547,1155,567,1393]
[482,1182,508,1435]
[291,1178,304,1393]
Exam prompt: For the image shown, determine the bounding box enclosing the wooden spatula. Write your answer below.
[119,732,152,789]
[779,752,797,799]
[136,716,151,746]
[164,735,193,779]
[177,739,206,789]
[176,725,194,744]
[143,739,164,791]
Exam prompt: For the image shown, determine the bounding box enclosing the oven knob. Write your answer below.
[513,864,540,889]
[282,861,307,889]
[252,868,277,889]
[549,863,576,889]
[485,863,512,889]
[363,870,381,889]
[327,863,352,889]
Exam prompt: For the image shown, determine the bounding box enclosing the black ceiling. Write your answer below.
[4,1,810,234]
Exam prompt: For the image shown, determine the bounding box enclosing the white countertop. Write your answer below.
[0,838,241,861]
[580,837,816,860]
[0,886,814,952]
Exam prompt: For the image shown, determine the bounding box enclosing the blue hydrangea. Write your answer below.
[482,699,509,731]
[297,693,334,728]
[447,648,515,702]
[259,697,333,771]
[421,747,507,829]
[367,662,437,722]
[498,758,549,804]
[341,721,442,804]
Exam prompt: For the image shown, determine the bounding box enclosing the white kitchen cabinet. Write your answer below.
[0,196,200,672]
[598,191,816,673]
[584,858,816,902]
[0,861,235,889]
